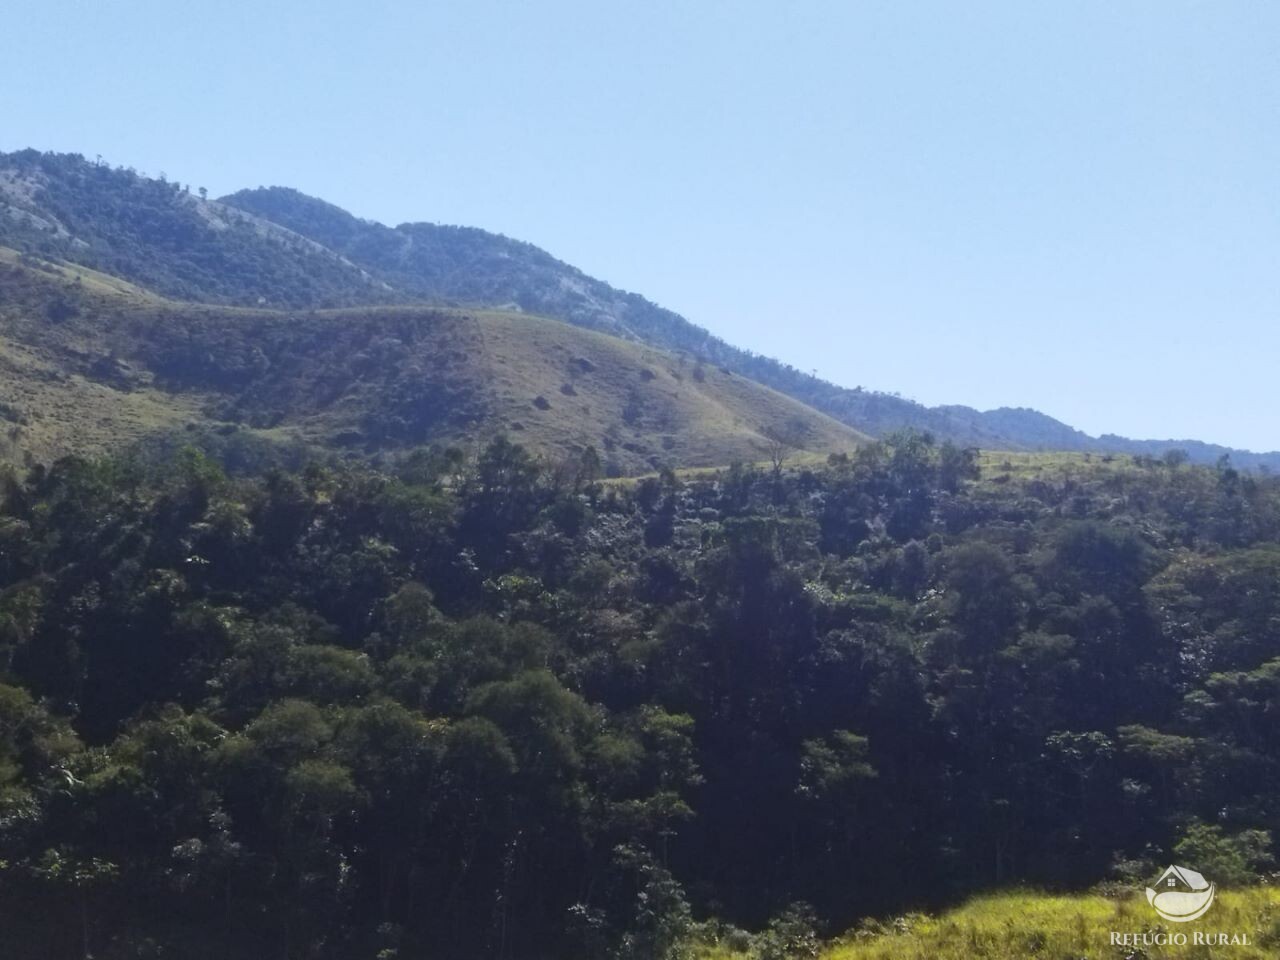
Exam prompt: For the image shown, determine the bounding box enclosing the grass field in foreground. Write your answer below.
[695,888,1280,959]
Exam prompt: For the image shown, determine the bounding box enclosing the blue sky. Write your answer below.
[3,1,1278,449]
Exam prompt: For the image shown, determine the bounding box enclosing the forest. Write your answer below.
[1,434,1278,958]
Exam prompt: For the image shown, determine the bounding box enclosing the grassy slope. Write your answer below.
[0,250,868,473]
[977,448,1150,477]
[694,889,1280,959]
[0,246,168,305]
[0,249,204,465]
[468,309,865,472]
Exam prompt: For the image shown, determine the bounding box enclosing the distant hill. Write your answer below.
[221,187,1032,448]
[4,148,1277,468]
[0,248,866,473]
[939,405,1280,472]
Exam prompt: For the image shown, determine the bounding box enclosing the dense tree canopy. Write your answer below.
[0,436,1278,958]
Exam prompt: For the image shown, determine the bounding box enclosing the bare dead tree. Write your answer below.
[759,418,808,477]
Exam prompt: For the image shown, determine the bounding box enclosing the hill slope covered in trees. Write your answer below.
[1,437,1279,958]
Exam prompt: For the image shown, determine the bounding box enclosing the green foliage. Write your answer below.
[610,845,695,960]
[797,732,876,800]
[0,440,1276,956]
[755,903,821,960]
[1173,823,1274,886]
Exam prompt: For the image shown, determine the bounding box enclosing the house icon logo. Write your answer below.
[1146,865,1216,922]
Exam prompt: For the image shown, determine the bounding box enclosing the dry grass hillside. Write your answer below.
[0,249,867,473]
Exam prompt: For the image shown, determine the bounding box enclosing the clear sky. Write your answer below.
[3,1,1278,449]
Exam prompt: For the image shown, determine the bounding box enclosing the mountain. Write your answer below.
[220,187,1280,469]
[0,246,866,473]
[0,150,393,308]
[3,148,1277,468]
[219,187,1033,447]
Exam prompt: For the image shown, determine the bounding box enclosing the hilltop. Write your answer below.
[0,248,865,473]
[4,149,1275,467]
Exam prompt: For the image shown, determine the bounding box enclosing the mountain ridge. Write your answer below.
[3,149,1275,467]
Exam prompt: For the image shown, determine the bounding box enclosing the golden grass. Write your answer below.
[0,252,868,473]
[977,448,1148,480]
[693,888,1280,959]
[0,246,168,306]
[827,888,1280,959]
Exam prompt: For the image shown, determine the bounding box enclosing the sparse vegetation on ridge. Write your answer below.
[6,149,1276,467]
[0,249,866,474]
